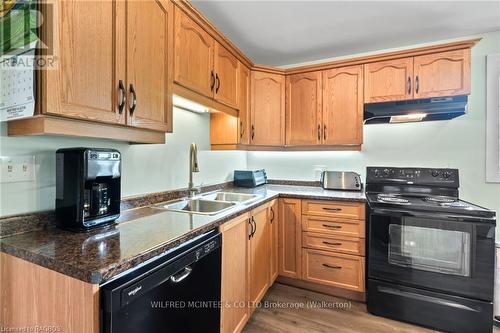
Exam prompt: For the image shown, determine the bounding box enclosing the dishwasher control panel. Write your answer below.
[195,237,220,261]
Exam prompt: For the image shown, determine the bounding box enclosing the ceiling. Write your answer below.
[192,1,500,66]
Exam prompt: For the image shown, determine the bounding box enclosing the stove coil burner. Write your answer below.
[423,196,457,204]
[377,194,410,204]
[440,201,470,209]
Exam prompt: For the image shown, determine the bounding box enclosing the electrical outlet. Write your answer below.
[0,156,35,183]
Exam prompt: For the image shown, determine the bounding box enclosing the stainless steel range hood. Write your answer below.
[364,95,468,124]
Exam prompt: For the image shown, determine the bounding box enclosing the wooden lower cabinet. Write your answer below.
[0,253,99,333]
[302,248,365,292]
[269,199,279,283]
[249,204,270,307]
[220,213,251,333]
[278,198,302,278]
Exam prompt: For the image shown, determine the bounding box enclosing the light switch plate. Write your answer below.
[0,156,35,183]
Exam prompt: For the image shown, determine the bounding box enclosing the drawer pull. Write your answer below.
[323,241,342,246]
[323,263,342,270]
[322,224,342,229]
[322,207,342,212]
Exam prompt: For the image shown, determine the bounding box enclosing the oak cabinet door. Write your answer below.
[174,7,215,98]
[414,49,471,98]
[220,214,250,333]
[126,0,172,132]
[214,44,239,109]
[269,200,279,283]
[249,206,269,306]
[285,72,322,145]
[364,58,413,103]
[238,65,251,145]
[250,71,285,146]
[278,198,302,279]
[43,0,126,125]
[322,65,364,145]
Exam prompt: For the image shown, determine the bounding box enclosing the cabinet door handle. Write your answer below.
[248,218,253,240]
[129,84,137,116]
[415,75,419,94]
[251,216,257,238]
[240,121,244,139]
[322,207,342,212]
[251,125,255,141]
[270,207,275,223]
[323,241,342,246]
[118,80,126,114]
[407,77,411,95]
[323,124,327,141]
[323,264,342,270]
[215,73,220,93]
[322,224,342,229]
[317,124,321,141]
[210,71,215,91]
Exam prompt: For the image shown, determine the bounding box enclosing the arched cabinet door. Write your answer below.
[250,71,285,146]
[364,58,414,103]
[127,0,173,132]
[214,44,239,109]
[414,49,471,98]
[285,71,322,146]
[174,7,215,98]
[323,65,364,146]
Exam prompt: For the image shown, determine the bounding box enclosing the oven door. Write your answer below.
[368,207,495,301]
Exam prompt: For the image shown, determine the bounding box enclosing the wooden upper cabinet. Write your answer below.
[285,72,322,146]
[364,58,413,103]
[43,0,125,125]
[414,49,471,98]
[174,8,215,98]
[214,44,239,108]
[238,65,251,145]
[127,0,172,132]
[250,71,285,146]
[322,65,364,145]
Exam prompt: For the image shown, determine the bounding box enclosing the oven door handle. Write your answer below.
[370,207,494,222]
[377,286,481,313]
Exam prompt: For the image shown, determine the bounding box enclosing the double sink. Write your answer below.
[154,191,261,215]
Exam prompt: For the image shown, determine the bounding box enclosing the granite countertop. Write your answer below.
[0,185,365,284]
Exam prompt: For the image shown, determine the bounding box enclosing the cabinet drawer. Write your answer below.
[302,248,365,292]
[302,232,365,256]
[302,200,365,220]
[302,216,365,238]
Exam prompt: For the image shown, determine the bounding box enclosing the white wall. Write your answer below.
[0,108,247,216]
[248,31,500,217]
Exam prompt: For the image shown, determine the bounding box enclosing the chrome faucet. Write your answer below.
[188,143,200,197]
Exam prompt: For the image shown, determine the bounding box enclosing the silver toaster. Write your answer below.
[320,171,363,191]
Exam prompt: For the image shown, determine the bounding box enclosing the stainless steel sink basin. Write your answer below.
[203,192,261,203]
[156,199,236,215]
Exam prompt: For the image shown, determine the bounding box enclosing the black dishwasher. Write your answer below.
[101,230,221,333]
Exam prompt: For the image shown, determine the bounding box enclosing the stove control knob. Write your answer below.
[443,171,451,179]
[383,169,390,176]
[373,169,380,177]
[431,170,440,177]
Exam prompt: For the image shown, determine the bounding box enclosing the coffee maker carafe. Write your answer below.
[56,148,121,231]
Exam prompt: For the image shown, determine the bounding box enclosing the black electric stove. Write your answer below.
[366,166,496,333]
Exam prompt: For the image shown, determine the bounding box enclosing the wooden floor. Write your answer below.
[242,283,436,333]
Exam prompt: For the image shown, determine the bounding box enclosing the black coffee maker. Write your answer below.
[55,148,121,231]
